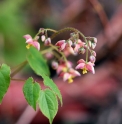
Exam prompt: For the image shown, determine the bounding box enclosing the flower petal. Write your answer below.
[23,34,32,41]
[75,63,85,69]
[55,40,65,46]
[77,59,85,64]
[30,41,40,51]
[69,68,81,76]
[60,43,66,50]
[41,35,46,42]
[63,73,71,81]
[86,62,95,74]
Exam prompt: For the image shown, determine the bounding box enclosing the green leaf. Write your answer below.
[23,77,40,110]
[27,47,50,76]
[38,89,58,124]
[0,64,10,103]
[42,75,63,106]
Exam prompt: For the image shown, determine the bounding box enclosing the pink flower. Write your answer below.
[23,34,40,51]
[75,59,95,74]
[55,40,67,51]
[55,61,80,83]
[73,39,85,53]
[56,61,72,74]
[63,68,81,83]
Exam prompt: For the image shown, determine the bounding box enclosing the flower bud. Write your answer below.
[78,47,86,54]
[92,51,96,57]
[91,43,96,49]
[39,28,45,34]
[52,61,58,69]
[93,37,97,43]
[44,38,51,46]
[41,35,46,42]
[45,52,53,59]
[89,55,96,63]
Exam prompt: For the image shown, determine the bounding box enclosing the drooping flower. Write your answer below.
[62,68,81,83]
[23,34,40,51]
[56,61,72,74]
[55,61,80,83]
[55,40,67,51]
[75,59,95,74]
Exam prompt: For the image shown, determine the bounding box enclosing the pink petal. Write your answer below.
[69,68,81,76]
[41,35,46,42]
[77,59,85,64]
[23,34,32,41]
[60,43,66,50]
[57,66,63,74]
[30,41,40,51]
[26,39,33,43]
[75,63,85,69]
[63,73,71,81]
[77,39,85,46]
[66,61,72,68]
[86,62,95,74]
[74,44,80,53]
[55,40,65,46]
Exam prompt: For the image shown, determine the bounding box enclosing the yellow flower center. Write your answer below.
[82,67,87,74]
[26,44,31,49]
[68,77,73,83]
[62,67,68,72]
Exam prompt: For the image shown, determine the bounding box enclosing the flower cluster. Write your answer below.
[23,28,97,83]
[52,61,80,83]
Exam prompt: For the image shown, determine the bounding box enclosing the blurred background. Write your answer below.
[0,0,122,124]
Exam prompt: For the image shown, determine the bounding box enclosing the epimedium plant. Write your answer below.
[0,27,97,124]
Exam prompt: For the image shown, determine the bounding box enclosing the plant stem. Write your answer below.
[11,60,28,77]
[46,28,57,33]
[34,28,57,39]
[11,78,25,82]
[40,47,53,54]
[49,44,67,63]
